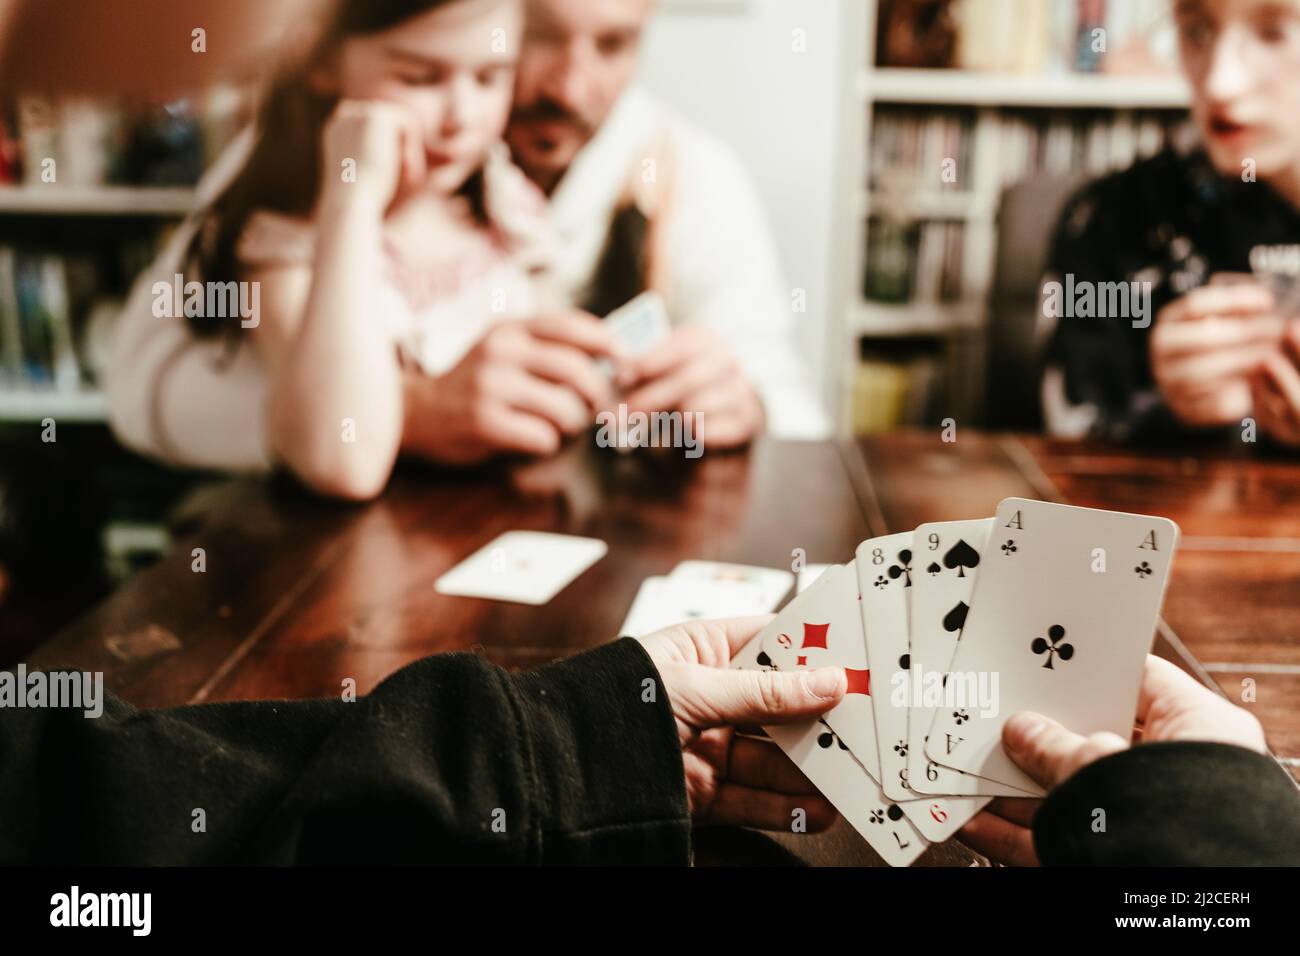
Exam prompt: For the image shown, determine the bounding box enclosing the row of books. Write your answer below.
[868,109,974,194]
[0,247,105,392]
[0,88,243,189]
[877,0,1179,76]
[995,109,1181,186]
[863,219,964,305]
[869,107,1184,194]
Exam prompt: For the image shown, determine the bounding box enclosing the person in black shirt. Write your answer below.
[2,617,1296,865]
[1043,0,1300,445]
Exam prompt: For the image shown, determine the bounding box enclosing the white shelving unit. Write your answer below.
[836,0,1191,431]
[0,185,196,217]
[863,66,1189,109]
[0,388,108,422]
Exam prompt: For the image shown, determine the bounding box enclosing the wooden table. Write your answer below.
[28,433,1296,864]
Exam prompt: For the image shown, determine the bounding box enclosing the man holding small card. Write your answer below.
[104,0,823,495]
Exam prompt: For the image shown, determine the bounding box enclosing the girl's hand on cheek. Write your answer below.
[320,100,426,215]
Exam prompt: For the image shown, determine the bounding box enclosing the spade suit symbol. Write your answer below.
[942,601,970,635]
[943,539,980,577]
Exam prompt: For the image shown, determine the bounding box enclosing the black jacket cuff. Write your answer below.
[1033,741,1300,865]
[509,637,691,864]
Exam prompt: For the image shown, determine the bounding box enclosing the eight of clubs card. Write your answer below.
[857,533,996,842]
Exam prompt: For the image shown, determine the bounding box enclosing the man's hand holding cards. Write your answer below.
[731,498,1179,866]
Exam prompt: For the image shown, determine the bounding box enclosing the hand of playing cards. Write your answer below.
[732,497,1179,866]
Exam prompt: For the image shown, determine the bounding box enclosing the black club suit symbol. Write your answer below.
[817,730,848,751]
[952,709,969,725]
[887,549,913,587]
[1000,539,1018,555]
[869,805,905,825]
[1135,561,1153,579]
[1032,624,1074,669]
[893,740,908,757]
[873,575,889,589]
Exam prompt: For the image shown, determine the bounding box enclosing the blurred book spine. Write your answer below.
[878,0,1179,76]
[864,218,964,305]
[0,245,117,394]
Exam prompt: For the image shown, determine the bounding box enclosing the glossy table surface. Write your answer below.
[30,432,1297,864]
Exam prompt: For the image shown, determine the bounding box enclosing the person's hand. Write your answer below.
[1149,281,1282,427]
[958,655,1267,866]
[637,616,847,830]
[616,326,765,450]
[1249,322,1300,447]
[406,312,622,464]
[319,99,426,214]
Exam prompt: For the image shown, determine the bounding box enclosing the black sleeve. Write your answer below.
[0,638,691,865]
[1043,181,1166,442]
[1033,741,1300,865]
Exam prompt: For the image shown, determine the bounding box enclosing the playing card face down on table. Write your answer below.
[434,531,607,605]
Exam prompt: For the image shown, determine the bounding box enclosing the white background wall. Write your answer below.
[636,0,854,423]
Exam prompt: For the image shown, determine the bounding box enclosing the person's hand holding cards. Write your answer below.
[731,497,1186,865]
[637,616,848,830]
[414,311,625,463]
[604,292,765,449]
[959,654,1269,866]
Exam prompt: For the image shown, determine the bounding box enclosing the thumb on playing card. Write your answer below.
[1002,711,1128,789]
[683,665,846,729]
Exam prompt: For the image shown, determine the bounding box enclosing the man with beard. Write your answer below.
[497,0,824,448]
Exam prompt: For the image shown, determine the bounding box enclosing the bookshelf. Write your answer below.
[0,189,191,424]
[840,0,1192,434]
[0,91,227,425]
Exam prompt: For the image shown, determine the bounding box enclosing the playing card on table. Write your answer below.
[668,560,793,611]
[926,498,1180,795]
[730,629,929,866]
[434,531,606,605]
[906,519,1031,798]
[759,564,880,780]
[617,573,774,638]
[857,534,997,842]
